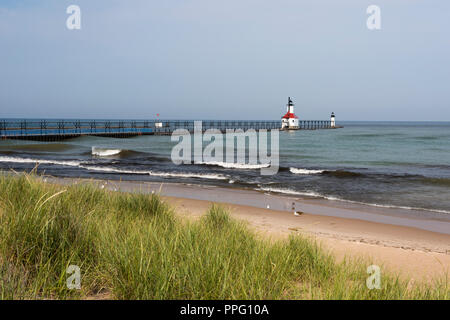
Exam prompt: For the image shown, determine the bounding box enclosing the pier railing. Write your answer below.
[0,119,333,140]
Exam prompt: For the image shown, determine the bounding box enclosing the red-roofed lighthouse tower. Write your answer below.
[281,97,299,129]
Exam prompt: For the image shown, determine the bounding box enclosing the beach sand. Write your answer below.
[167,196,450,283]
[49,177,450,283]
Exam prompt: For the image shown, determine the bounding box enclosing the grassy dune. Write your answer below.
[0,173,448,299]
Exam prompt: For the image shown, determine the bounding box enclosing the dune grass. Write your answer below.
[0,173,448,300]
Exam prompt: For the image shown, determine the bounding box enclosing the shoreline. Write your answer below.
[46,175,450,234]
[44,175,450,282]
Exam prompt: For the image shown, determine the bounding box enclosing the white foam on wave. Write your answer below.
[0,156,81,167]
[0,156,228,181]
[198,161,270,169]
[82,166,228,180]
[92,147,122,157]
[289,167,324,175]
[154,171,228,180]
[2,156,447,215]
[259,185,450,215]
[322,196,450,215]
[258,186,322,197]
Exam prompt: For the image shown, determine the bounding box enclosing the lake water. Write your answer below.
[1,121,449,219]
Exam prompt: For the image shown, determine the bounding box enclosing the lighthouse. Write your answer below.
[330,112,336,128]
[281,97,299,129]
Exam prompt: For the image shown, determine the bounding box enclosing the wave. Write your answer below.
[417,177,450,187]
[82,165,228,180]
[0,143,75,152]
[259,185,450,215]
[0,156,227,181]
[322,170,364,178]
[196,161,270,170]
[288,167,363,178]
[340,133,405,138]
[322,196,450,215]
[412,136,440,141]
[288,167,450,182]
[289,167,324,175]
[90,147,168,161]
[258,186,322,197]
[0,156,81,167]
[92,147,122,157]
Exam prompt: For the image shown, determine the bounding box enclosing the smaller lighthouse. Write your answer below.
[281,97,299,129]
[330,112,336,128]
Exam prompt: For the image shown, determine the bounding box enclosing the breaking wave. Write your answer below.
[289,167,324,175]
[0,156,228,181]
[92,147,123,157]
[289,167,363,177]
[257,186,322,197]
[322,195,450,215]
[259,185,450,215]
[82,165,228,180]
[197,161,270,170]
[0,156,81,167]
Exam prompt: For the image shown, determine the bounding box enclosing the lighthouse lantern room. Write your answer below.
[281,97,299,129]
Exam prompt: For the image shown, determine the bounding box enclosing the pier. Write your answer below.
[0,119,336,141]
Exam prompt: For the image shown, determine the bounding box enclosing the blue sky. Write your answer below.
[0,0,449,120]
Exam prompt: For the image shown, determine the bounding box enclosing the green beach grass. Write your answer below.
[0,173,448,300]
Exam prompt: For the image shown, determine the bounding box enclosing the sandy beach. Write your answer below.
[48,176,450,283]
[167,196,450,282]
